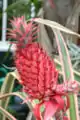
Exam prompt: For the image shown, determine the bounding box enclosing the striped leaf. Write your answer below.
[0,73,15,120]
[0,106,16,120]
[34,18,80,120]
[53,29,79,120]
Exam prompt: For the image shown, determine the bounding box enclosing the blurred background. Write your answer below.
[0,0,80,119]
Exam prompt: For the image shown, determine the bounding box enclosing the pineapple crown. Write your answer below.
[8,16,38,48]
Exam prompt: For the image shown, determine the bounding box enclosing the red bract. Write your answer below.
[8,16,79,120]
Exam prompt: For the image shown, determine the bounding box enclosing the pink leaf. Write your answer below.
[63,116,69,120]
[33,104,41,120]
[53,95,64,110]
[44,101,58,120]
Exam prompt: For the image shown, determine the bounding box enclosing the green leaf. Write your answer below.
[6,0,28,12]
[0,106,16,120]
[0,92,33,115]
[54,59,80,83]
[34,18,80,120]
[5,0,31,17]
[69,95,76,119]
[40,105,45,113]
[0,73,15,120]
[53,29,79,120]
